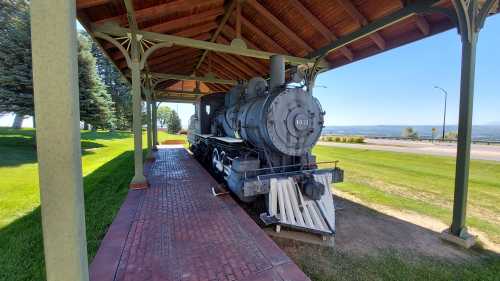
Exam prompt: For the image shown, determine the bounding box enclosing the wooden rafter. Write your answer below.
[148,50,201,68]
[213,53,255,77]
[216,35,268,73]
[152,57,200,73]
[199,65,235,81]
[153,64,196,76]
[175,22,219,38]
[336,0,387,50]
[95,0,222,26]
[93,22,328,66]
[397,0,430,36]
[151,73,237,85]
[246,0,313,56]
[237,14,289,54]
[115,34,211,69]
[77,0,110,9]
[210,58,246,79]
[288,0,354,61]
[415,15,431,35]
[194,0,238,72]
[143,8,224,34]
[210,56,249,78]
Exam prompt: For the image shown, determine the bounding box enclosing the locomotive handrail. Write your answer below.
[243,161,340,180]
[255,167,338,182]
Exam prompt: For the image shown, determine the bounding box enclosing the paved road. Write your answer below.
[317,139,500,162]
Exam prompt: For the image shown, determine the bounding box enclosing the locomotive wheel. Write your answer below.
[211,148,224,176]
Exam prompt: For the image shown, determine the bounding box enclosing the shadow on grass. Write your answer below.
[81,130,131,140]
[0,136,106,167]
[275,196,500,281]
[0,150,135,281]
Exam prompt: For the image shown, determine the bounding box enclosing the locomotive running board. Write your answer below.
[260,174,335,236]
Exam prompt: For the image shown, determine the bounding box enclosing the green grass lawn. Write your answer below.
[0,127,177,281]
[278,239,500,281]
[313,145,500,244]
[1,129,499,281]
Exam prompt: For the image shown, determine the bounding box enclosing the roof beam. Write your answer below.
[415,15,431,35]
[123,0,138,31]
[94,0,222,26]
[147,49,200,67]
[175,22,219,38]
[152,58,199,73]
[246,0,313,56]
[210,57,249,79]
[158,90,209,95]
[150,73,238,85]
[143,8,224,34]
[213,53,255,77]
[237,14,289,54]
[194,0,238,72]
[116,34,211,69]
[93,23,329,67]
[308,0,440,59]
[336,0,386,50]
[216,35,268,73]
[77,0,110,9]
[199,65,237,82]
[398,0,430,36]
[110,27,213,63]
[288,0,354,61]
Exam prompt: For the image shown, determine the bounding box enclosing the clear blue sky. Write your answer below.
[170,15,500,128]
[314,15,500,126]
[2,16,498,128]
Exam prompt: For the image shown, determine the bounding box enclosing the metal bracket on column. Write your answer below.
[94,26,173,71]
[452,0,497,42]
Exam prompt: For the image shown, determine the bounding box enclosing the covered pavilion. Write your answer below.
[29,0,498,280]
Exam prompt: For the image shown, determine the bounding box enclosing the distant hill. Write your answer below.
[323,125,500,141]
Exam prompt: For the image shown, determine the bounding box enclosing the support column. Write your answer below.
[442,0,494,248]
[145,90,154,159]
[31,1,89,280]
[451,34,477,238]
[152,99,159,150]
[130,49,147,188]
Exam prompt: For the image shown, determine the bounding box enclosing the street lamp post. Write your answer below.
[434,86,448,141]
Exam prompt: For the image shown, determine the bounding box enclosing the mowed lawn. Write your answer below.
[313,145,500,244]
[0,128,179,281]
[1,128,499,281]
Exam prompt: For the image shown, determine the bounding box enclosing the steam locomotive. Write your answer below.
[188,56,342,236]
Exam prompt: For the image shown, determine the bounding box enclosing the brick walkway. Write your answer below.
[90,146,310,281]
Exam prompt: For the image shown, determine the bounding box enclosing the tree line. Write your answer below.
[0,0,182,133]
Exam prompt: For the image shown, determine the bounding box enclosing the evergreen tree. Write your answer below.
[91,41,132,130]
[77,32,114,129]
[0,0,33,117]
[0,1,115,129]
[167,110,182,134]
[157,106,172,128]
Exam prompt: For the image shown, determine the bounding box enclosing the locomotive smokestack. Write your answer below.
[269,55,285,92]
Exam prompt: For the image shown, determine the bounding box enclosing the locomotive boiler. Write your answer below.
[188,56,342,236]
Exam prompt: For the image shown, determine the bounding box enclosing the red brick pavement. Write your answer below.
[90,147,310,281]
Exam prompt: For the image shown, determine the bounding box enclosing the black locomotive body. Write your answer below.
[188,74,339,201]
[188,55,343,236]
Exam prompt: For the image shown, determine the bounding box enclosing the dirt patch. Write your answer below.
[326,192,499,259]
[161,139,185,145]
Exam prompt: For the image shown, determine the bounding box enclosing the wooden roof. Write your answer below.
[76,0,498,99]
